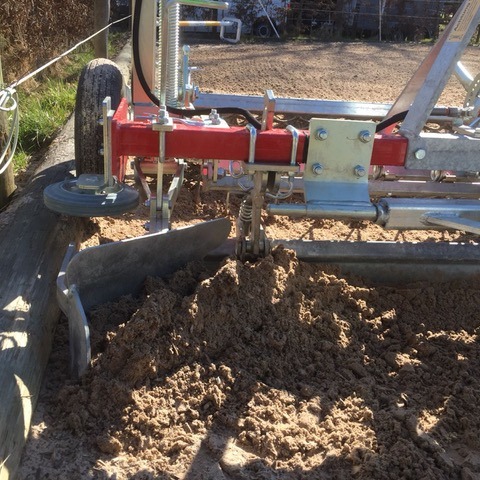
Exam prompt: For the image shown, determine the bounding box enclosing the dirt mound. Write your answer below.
[38,247,480,479]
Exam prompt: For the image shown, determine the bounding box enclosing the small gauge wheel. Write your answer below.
[44,178,138,217]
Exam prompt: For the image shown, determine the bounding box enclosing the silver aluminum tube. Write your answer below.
[267,202,378,221]
[454,61,474,92]
[377,197,480,230]
[205,238,480,286]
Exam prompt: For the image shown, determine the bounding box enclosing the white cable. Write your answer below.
[0,15,131,175]
[9,15,131,89]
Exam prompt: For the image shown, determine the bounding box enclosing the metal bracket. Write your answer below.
[56,244,91,379]
[261,90,276,131]
[148,160,185,233]
[101,96,115,187]
[269,118,377,221]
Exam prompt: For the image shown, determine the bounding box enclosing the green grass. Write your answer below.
[12,32,129,172]
[15,78,78,168]
[13,50,94,172]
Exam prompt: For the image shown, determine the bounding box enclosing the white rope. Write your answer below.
[0,15,131,175]
[9,15,131,89]
[0,89,19,175]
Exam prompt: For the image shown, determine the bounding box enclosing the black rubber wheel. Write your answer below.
[75,58,123,176]
[43,179,139,217]
[254,21,274,38]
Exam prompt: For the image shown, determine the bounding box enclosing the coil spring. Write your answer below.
[155,0,163,95]
[239,199,253,224]
[166,4,180,107]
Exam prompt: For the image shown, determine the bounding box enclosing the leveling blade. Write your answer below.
[57,218,231,378]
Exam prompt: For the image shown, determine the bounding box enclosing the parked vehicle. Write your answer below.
[226,0,290,37]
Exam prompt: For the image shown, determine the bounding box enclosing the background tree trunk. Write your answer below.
[93,0,110,58]
[0,55,16,208]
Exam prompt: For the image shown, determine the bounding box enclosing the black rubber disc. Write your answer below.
[43,179,139,217]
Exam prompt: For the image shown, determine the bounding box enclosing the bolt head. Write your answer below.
[312,163,324,175]
[358,130,372,143]
[315,128,328,141]
[414,148,427,160]
[354,165,366,177]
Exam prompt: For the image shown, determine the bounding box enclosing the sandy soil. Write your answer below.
[19,41,480,479]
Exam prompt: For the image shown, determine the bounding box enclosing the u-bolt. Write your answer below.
[286,125,299,165]
[246,124,257,164]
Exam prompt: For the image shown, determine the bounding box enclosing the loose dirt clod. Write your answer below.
[22,247,480,479]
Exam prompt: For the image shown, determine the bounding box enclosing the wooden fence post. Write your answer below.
[0,55,16,208]
[93,0,111,58]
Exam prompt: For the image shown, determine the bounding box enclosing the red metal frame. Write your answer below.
[111,98,408,181]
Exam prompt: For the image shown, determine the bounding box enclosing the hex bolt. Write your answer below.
[158,106,167,118]
[414,148,427,160]
[358,130,372,143]
[209,109,221,125]
[312,163,324,175]
[315,128,328,141]
[157,105,169,124]
[354,165,366,177]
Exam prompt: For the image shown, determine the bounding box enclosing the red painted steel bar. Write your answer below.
[111,99,408,179]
